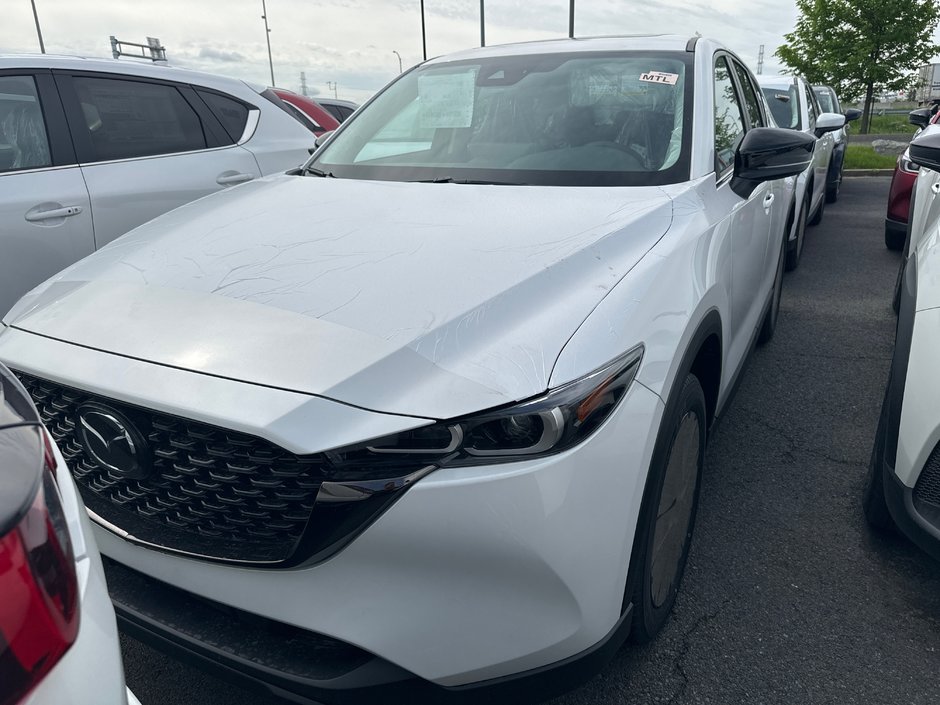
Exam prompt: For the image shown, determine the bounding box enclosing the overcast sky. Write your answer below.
[0,0,934,103]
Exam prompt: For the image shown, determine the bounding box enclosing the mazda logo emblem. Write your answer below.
[78,406,149,479]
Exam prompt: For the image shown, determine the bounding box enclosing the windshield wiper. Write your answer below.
[305,166,337,178]
[410,177,527,185]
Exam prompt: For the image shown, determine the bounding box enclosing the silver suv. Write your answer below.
[0,55,316,314]
[758,75,846,270]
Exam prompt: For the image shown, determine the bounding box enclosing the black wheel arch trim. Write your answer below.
[885,253,917,468]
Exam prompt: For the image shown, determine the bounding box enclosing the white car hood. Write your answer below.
[5,175,673,418]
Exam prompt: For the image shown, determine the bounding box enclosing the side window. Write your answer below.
[803,83,817,129]
[71,77,207,162]
[0,76,52,172]
[197,90,250,143]
[338,106,355,121]
[732,62,764,128]
[714,56,746,175]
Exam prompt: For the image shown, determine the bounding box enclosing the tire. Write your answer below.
[808,188,825,226]
[885,225,905,251]
[785,196,808,272]
[758,227,786,345]
[863,393,896,532]
[630,374,706,643]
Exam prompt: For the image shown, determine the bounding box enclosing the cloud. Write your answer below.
[198,47,246,62]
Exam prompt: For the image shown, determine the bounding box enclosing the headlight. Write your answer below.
[326,345,643,476]
[899,149,920,174]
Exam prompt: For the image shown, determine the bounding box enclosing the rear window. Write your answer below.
[761,85,801,130]
[197,90,250,143]
[72,76,207,161]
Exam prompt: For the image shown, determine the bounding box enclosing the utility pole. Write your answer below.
[30,0,46,53]
[480,0,485,47]
[261,0,275,86]
[300,71,307,96]
[420,0,427,60]
[327,81,338,99]
[568,0,575,38]
[393,49,403,74]
[757,44,764,75]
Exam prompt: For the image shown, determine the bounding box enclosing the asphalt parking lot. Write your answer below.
[121,176,940,705]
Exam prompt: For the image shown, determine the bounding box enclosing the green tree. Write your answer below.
[776,0,940,133]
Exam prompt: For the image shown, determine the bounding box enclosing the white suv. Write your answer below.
[1,36,814,703]
[758,75,845,270]
[0,55,317,315]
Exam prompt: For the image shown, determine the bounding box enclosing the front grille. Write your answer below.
[914,442,940,508]
[16,372,327,564]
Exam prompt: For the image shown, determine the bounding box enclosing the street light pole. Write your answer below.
[30,0,46,53]
[261,0,275,86]
[420,0,427,61]
[480,0,485,47]
[392,49,403,74]
[568,0,575,38]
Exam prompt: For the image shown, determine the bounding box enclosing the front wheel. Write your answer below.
[630,374,706,643]
[785,197,808,271]
[808,188,825,226]
[864,393,896,532]
[758,228,787,345]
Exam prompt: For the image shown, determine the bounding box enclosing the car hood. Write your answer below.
[5,175,673,419]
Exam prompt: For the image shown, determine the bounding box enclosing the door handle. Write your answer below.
[25,205,83,222]
[216,172,254,186]
[932,181,940,195]
[763,193,775,208]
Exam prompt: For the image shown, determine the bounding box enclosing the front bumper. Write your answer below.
[0,326,665,690]
[882,456,940,561]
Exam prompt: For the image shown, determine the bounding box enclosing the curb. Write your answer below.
[843,169,894,177]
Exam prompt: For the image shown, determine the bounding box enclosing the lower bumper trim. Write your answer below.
[104,556,635,703]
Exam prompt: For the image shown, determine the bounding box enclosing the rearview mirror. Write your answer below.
[731,127,816,198]
[909,125,940,173]
[843,108,862,122]
[910,108,931,129]
[815,112,846,138]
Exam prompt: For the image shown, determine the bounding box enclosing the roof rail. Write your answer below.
[110,36,167,63]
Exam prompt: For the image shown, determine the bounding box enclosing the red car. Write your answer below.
[885,107,940,250]
[272,88,340,136]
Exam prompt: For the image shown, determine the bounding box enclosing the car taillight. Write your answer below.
[0,429,78,705]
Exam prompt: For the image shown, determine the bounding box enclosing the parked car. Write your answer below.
[0,55,318,316]
[758,75,845,270]
[812,85,862,202]
[884,107,940,251]
[0,363,139,705]
[0,35,814,704]
[316,97,358,122]
[865,125,940,560]
[272,88,340,135]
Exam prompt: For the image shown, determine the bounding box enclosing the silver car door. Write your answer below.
[0,72,93,316]
[714,56,774,374]
[56,73,262,248]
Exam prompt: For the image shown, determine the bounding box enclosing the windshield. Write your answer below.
[761,85,801,130]
[310,51,693,186]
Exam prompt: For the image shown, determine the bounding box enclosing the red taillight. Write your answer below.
[0,430,78,705]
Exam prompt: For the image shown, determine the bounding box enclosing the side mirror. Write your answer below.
[843,108,862,122]
[910,108,932,129]
[731,127,816,198]
[814,112,846,138]
[314,130,334,149]
[909,125,940,173]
